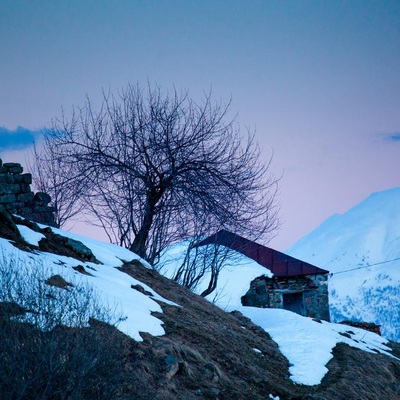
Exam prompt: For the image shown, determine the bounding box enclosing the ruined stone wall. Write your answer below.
[0,159,56,226]
[241,273,330,321]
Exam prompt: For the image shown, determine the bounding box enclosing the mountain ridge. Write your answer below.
[287,186,400,341]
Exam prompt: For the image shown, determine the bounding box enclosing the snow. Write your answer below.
[17,224,45,246]
[204,258,272,309]
[287,186,400,341]
[239,307,395,386]
[1,226,177,342]
[269,395,280,400]
[44,225,153,268]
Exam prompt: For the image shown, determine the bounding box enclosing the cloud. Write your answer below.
[0,126,40,151]
[382,132,400,142]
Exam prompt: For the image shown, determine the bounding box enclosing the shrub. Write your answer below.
[0,252,129,399]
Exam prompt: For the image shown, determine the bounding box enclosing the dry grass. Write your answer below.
[118,261,400,399]
[313,343,400,399]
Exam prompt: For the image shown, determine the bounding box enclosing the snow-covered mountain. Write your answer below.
[287,186,400,341]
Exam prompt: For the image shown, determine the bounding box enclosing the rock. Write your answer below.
[13,173,32,184]
[45,274,74,289]
[202,362,221,384]
[194,387,221,398]
[0,174,14,184]
[0,301,26,318]
[0,204,22,241]
[0,183,20,194]
[131,284,153,296]
[16,192,35,203]
[0,194,16,204]
[207,387,221,398]
[3,163,23,174]
[72,265,94,276]
[34,192,51,205]
[65,237,95,260]
[164,355,180,379]
[340,321,382,335]
[0,161,56,226]
[39,233,98,263]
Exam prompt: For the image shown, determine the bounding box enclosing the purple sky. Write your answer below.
[1,1,399,250]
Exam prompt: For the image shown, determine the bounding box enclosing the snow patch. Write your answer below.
[239,307,395,386]
[17,224,45,246]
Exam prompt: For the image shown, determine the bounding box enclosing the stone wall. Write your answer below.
[241,273,330,321]
[0,159,56,226]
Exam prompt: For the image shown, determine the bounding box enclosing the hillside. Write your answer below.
[287,187,400,342]
[0,208,400,399]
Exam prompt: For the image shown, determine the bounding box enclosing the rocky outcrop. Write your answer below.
[340,321,382,335]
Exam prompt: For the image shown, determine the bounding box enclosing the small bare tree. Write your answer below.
[171,241,233,297]
[37,83,279,264]
[29,139,85,228]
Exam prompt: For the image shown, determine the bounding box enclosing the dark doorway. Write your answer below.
[282,292,304,315]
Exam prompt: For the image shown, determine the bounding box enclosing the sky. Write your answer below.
[0,0,399,250]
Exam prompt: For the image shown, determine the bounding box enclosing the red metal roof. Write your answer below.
[197,230,329,277]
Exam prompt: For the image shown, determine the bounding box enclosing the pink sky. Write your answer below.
[1,1,399,250]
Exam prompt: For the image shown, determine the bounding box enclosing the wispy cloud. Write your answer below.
[382,132,400,142]
[0,126,40,151]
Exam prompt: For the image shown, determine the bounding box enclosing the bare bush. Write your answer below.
[171,241,235,297]
[0,253,128,399]
[0,253,118,330]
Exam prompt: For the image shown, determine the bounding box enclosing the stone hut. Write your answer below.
[0,159,56,226]
[198,230,330,321]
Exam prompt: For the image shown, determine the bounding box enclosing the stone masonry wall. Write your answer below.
[0,159,56,226]
[241,273,330,321]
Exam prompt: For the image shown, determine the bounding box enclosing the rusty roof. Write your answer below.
[197,230,329,277]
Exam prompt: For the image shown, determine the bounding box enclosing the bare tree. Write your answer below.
[38,83,279,264]
[29,139,85,228]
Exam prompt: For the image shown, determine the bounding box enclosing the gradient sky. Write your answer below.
[1,0,399,250]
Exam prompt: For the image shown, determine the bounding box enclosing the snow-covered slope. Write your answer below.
[287,186,400,342]
[159,239,398,385]
[0,217,398,388]
[1,224,176,341]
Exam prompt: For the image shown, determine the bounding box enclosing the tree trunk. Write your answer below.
[129,188,161,261]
